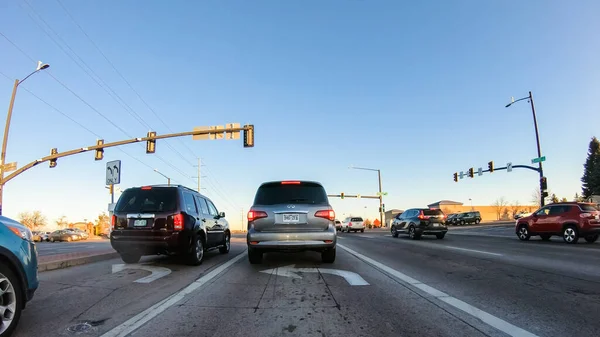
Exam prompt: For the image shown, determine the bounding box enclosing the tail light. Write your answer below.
[281,181,301,185]
[315,210,335,221]
[173,213,184,231]
[248,210,268,222]
[111,215,117,230]
[418,211,430,220]
[141,186,152,190]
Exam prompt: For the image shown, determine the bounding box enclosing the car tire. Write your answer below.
[391,226,399,238]
[248,248,263,264]
[322,248,336,263]
[360,229,364,233]
[66,237,72,242]
[408,225,421,240]
[436,233,446,239]
[120,252,142,264]
[460,220,465,226]
[475,219,480,224]
[188,234,205,266]
[0,263,23,337]
[219,233,230,254]
[517,224,530,241]
[562,225,579,244]
[540,234,551,241]
[584,234,598,243]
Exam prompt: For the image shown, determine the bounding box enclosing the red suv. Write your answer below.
[515,202,600,244]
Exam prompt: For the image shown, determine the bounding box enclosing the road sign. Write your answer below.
[531,156,546,164]
[1,162,17,173]
[106,160,121,185]
[507,162,513,172]
[259,265,369,286]
[112,263,171,283]
[376,192,388,196]
[478,167,483,176]
[459,171,464,179]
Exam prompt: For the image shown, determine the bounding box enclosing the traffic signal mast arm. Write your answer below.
[2,125,253,185]
[327,194,380,199]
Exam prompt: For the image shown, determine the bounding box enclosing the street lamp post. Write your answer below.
[505,91,545,207]
[153,169,171,186]
[349,165,384,228]
[0,61,50,215]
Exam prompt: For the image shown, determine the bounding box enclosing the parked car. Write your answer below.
[110,184,230,265]
[334,219,342,231]
[32,231,43,242]
[246,180,336,264]
[391,208,447,240]
[50,230,79,242]
[341,217,365,233]
[0,215,39,337]
[445,213,459,225]
[515,202,600,243]
[454,211,481,225]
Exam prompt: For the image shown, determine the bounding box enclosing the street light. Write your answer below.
[349,165,384,228]
[505,91,545,207]
[0,61,50,215]
[154,169,171,186]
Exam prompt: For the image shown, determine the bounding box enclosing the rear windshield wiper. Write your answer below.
[287,198,314,203]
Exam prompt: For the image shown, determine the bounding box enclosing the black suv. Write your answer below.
[454,211,481,225]
[391,208,447,239]
[110,185,230,265]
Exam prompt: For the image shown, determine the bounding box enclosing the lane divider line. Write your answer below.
[443,246,503,256]
[100,251,246,337]
[337,244,538,337]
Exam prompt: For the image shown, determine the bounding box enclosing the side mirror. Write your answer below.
[219,211,226,218]
[532,213,538,218]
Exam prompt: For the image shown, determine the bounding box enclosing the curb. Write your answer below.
[38,251,119,272]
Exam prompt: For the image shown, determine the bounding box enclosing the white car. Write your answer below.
[341,216,365,233]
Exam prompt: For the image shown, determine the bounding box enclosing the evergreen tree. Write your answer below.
[582,137,600,199]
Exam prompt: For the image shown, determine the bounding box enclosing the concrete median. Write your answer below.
[38,249,119,272]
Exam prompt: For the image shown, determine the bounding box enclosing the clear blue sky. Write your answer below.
[1,0,599,229]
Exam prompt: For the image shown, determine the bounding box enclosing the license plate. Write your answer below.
[134,219,147,227]
[282,214,300,223]
[433,223,439,227]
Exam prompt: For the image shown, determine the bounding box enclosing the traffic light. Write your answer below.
[49,148,58,168]
[468,167,474,178]
[488,161,494,173]
[542,191,549,198]
[382,204,385,212]
[340,192,345,199]
[146,131,156,154]
[243,124,254,148]
[453,172,458,182]
[540,177,547,191]
[95,139,104,161]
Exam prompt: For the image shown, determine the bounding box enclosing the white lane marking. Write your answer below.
[260,264,369,286]
[443,246,503,256]
[337,244,539,337]
[100,252,245,337]
[112,264,172,283]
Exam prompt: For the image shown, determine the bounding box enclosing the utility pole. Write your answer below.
[197,158,201,192]
[377,169,383,228]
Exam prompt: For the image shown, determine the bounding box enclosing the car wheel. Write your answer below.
[475,219,480,224]
[66,237,72,242]
[120,252,141,264]
[540,234,551,241]
[562,225,579,244]
[360,229,364,233]
[248,248,263,264]
[517,225,530,241]
[188,235,205,266]
[322,248,336,263]
[436,233,446,239]
[460,220,465,226]
[0,264,23,337]
[219,233,230,254]
[391,226,398,238]
[408,225,421,240]
[584,234,598,243]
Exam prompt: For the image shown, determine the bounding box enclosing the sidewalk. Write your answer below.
[38,248,118,272]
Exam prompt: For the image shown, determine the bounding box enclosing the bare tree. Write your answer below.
[55,215,68,229]
[509,200,521,218]
[17,211,47,229]
[492,197,509,220]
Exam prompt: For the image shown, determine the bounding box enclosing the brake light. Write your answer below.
[173,213,184,231]
[248,210,268,222]
[111,215,117,230]
[315,210,335,221]
[418,211,430,220]
[141,186,152,190]
[281,181,301,185]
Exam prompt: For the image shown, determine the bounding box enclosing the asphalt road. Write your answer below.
[15,231,600,337]
[35,240,112,256]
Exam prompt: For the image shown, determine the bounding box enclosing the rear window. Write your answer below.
[253,182,328,205]
[335,220,341,224]
[115,187,178,213]
[423,209,444,216]
[580,204,599,212]
[351,217,363,222]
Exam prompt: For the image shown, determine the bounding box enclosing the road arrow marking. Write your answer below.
[112,263,172,283]
[260,264,369,286]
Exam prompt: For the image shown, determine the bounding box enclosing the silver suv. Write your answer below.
[246,180,337,264]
